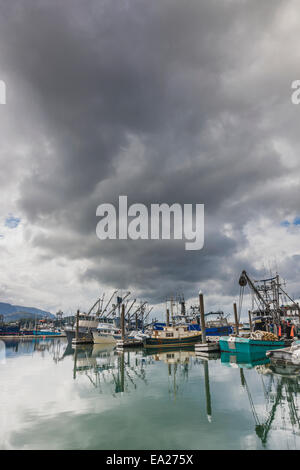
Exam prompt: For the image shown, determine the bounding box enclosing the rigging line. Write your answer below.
[238,285,244,322]
[260,375,269,401]
[244,375,260,426]
[252,290,264,315]
[285,383,300,428]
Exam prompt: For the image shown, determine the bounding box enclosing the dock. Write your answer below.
[71,336,92,345]
[116,338,144,349]
[0,334,65,340]
[195,341,220,353]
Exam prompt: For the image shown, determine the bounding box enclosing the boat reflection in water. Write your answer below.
[151,348,219,423]
[71,344,216,425]
[148,348,197,402]
[221,350,300,447]
[220,351,270,369]
[72,344,152,394]
[3,337,300,449]
[1,336,69,360]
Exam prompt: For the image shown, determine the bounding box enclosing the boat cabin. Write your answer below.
[152,325,196,339]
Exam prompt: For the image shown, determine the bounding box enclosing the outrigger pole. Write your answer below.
[102,290,118,315]
[143,306,153,324]
[128,301,148,323]
[126,299,136,320]
[87,297,102,316]
[106,291,131,318]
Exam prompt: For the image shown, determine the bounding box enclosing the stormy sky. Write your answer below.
[1,0,300,318]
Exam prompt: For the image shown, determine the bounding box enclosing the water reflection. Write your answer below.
[2,336,69,359]
[71,346,197,396]
[150,348,196,402]
[255,363,300,446]
[1,338,300,449]
[221,350,300,447]
[221,351,270,369]
[73,344,151,395]
[71,344,218,426]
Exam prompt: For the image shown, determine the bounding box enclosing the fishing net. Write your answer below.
[250,330,279,341]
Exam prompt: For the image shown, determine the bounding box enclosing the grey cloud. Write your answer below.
[0,0,299,309]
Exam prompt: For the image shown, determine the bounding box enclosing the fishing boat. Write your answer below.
[65,313,100,343]
[266,340,300,366]
[92,322,122,344]
[144,324,202,348]
[219,270,296,356]
[153,311,232,336]
[65,291,133,344]
[32,329,62,337]
[127,330,150,341]
[188,313,233,336]
[219,335,285,356]
[0,323,20,336]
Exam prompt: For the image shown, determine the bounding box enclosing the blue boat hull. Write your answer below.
[188,324,233,336]
[0,325,20,336]
[33,331,62,336]
[153,323,232,336]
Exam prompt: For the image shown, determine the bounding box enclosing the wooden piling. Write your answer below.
[75,309,79,341]
[248,310,252,332]
[233,303,239,335]
[199,292,206,344]
[121,304,125,340]
[120,353,125,393]
[204,360,212,422]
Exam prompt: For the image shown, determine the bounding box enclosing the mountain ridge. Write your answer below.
[0,302,54,321]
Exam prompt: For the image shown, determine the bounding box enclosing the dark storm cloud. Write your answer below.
[1,0,299,306]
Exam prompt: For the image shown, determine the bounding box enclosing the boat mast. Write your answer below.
[239,271,270,312]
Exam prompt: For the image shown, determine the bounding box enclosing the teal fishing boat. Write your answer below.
[221,269,298,358]
[219,335,285,356]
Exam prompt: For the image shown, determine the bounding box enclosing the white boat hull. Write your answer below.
[92,331,120,344]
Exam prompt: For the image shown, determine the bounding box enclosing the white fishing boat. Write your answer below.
[92,322,122,344]
[266,340,300,366]
[65,313,99,343]
[127,330,150,341]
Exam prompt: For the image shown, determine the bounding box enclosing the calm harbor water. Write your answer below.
[1,337,300,450]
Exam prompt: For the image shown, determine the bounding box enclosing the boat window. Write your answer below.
[166,333,173,337]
